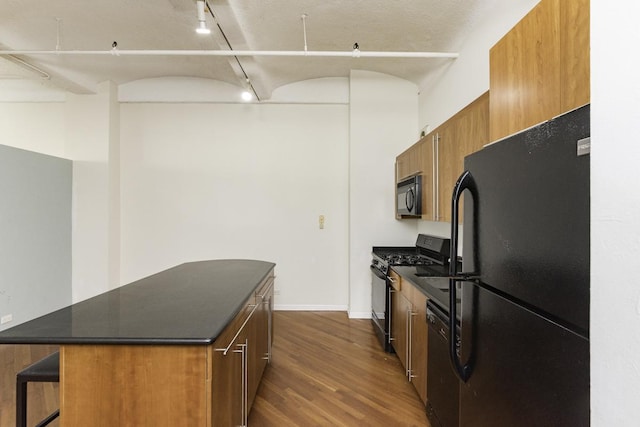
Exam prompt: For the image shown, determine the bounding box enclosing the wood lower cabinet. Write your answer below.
[212,316,247,427]
[213,272,274,426]
[249,275,274,407]
[390,269,429,404]
[410,290,428,404]
[391,284,411,378]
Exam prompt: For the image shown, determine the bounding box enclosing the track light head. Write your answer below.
[195,1,211,35]
[196,21,210,35]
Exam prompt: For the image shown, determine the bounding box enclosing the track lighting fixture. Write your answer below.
[241,90,252,101]
[195,1,211,35]
[241,79,253,101]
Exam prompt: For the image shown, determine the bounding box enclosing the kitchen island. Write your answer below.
[0,259,275,426]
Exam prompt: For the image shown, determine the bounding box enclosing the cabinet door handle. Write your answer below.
[215,303,259,355]
[234,341,248,427]
[408,310,417,380]
[257,276,275,300]
[406,307,412,379]
[388,286,395,342]
[435,133,440,221]
[265,296,273,362]
[432,135,437,221]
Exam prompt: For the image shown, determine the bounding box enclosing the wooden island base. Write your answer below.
[60,344,211,426]
[0,260,275,427]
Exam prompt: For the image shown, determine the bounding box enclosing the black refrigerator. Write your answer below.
[448,104,590,426]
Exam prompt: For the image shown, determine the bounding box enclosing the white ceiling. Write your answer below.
[0,0,498,100]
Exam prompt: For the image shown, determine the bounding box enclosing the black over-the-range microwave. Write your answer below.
[396,175,422,217]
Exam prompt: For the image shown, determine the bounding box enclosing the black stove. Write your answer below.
[370,234,451,352]
[381,252,434,266]
[372,234,450,274]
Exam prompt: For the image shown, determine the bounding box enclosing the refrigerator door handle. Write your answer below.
[449,170,476,278]
[448,170,477,383]
[448,277,472,382]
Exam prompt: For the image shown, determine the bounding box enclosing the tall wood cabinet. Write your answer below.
[489,0,590,141]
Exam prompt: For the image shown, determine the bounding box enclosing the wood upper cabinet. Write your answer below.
[434,92,490,223]
[396,141,424,182]
[489,0,590,141]
[560,0,590,111]
[395,92,488,223]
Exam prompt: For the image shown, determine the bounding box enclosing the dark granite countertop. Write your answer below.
[390,265,461,318]
[0,259,275,345]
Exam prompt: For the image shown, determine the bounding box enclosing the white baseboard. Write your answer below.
[274,304,348,312]
[273,305,372,320]
[347,311,371,319]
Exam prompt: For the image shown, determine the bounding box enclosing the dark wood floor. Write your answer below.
[250,311,430,426]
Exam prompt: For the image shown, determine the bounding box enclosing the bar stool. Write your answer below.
[16,351,60,427]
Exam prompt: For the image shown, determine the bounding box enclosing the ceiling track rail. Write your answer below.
[204,2,259,101]
[0,50,459,59]
[2,54,50,79]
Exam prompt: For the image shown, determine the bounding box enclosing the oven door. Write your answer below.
[371,266,393,352]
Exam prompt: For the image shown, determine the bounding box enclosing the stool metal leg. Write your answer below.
[15,351,60,427]
[16,377,27,427]
[35,409,59,427]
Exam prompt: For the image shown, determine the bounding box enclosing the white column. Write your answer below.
[348,70,419,318]
[65,81,120,302]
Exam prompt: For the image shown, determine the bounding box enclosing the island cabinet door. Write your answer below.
[249,274,274,406]
[59,344,210,426]
[211,336,245,426]
[211,301,253,427]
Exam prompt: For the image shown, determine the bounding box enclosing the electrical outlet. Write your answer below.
[1,314,13,324]
[274,289,281,296]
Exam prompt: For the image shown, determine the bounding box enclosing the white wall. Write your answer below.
[119,73,419,316]
[0,86,118,305]
[0,103,66,157]
[591,1,640,425]
[348,70,420,318]
[119,102,350,310]
[418,0,539,131]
